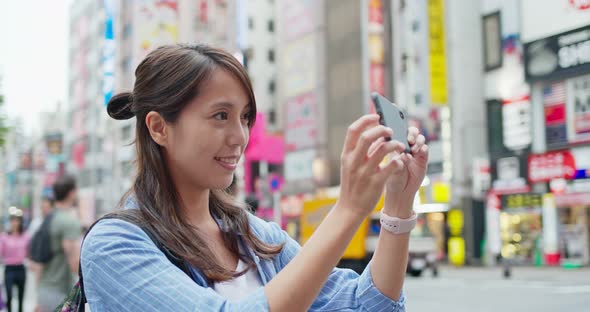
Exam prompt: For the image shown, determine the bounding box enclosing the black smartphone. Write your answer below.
[371,92,411,153]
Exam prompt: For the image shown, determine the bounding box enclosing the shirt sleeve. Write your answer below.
[60,214,82,241]
[262,220,406,312]
[81,219,271,312]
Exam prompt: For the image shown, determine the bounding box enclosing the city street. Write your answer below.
[405,266,590,312]
[4,265,588,311]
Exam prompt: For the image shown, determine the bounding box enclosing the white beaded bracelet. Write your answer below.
[380,210,417,234]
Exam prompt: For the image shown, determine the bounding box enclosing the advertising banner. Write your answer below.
[568,74,590,143]
[543,82,568,150]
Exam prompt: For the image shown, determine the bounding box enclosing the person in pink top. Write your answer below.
[0,212,30,312]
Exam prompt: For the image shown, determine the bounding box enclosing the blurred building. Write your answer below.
[66,0,112,225]
[32,108,66,210]
[0,119,32,223]
[483,0,590,268]
[107,0,243,212]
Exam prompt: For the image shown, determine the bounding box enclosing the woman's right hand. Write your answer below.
[337,114,408,220]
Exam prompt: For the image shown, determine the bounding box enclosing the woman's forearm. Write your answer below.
[370,192,413,300]
[264,203,363,312]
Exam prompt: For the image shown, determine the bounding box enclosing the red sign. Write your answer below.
[486,192,501,211]
[569,0,590,10]
[544,104,566,125]
[528,151,577,183]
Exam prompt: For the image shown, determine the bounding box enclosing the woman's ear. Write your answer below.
[146,111,169,147]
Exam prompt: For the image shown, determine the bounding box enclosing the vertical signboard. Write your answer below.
[502,96,532,151]
[428,0,448,105]
[544,82,568,150]
[368,0,385,99]
[103,0,116,105]
[134,0,179,62]
[568,74,590,143]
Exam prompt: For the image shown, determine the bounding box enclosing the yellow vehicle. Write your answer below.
[299,196,385,273]
[299,194,445,276]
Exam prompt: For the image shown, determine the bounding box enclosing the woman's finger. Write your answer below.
[416,143,429,160]
[351,125,393,165]
[411,135,426,154]
[407,127,420,145]
[379,154,405,180]
[343,115,380,153]
[367,140,406,170]
[368,137,386,157]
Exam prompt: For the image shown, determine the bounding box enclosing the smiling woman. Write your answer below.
[59,43,426,312]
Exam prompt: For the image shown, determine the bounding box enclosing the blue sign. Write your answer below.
[103,0,116,105]
[269,174,283,192]
[575,169,590,179]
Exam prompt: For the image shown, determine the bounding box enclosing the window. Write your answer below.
[268,49,275,63]
[248,17,254,30]
[268,79,276,94]
[268,20,274,32]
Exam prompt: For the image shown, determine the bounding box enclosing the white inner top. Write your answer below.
[213,259,263,301]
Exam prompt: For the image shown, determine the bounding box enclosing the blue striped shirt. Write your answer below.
[81,203,406,311]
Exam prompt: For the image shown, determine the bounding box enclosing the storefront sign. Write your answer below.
[575,169,590,179]
[502,96,532,150]
[568,74,590,143]
[522,0,590,43]
[472,158,491,200]
[501,193,543,209]
[285,149,315,182]
[543,82,568,150]
[285,92,318,151]
[570,0,590,10]
[524,24,590,82]
[554,192,590,207]
[283,34,318,98]
[492,155,530,194]
[528,151,577,183]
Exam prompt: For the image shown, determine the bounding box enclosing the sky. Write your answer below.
[0,0,71,135]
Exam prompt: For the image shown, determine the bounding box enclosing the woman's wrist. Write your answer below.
[383,191,415,219]
[332,201,369,227]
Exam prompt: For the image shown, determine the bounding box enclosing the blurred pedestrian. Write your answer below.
[27,196,55,285]
[35,176,81,312]
[27,196,55,238]
[65,44,428,311]
[0,210,30,312]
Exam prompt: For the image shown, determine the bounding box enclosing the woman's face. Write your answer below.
[10,218,21,233]
[164,69,251,191]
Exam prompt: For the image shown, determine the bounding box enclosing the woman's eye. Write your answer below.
[214,112,229,120]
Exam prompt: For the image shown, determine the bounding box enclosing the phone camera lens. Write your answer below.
[399,111,405,119]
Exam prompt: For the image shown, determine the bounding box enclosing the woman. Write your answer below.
[0,212,30,312]
[82,44,429,311]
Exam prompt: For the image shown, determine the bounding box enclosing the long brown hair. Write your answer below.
[106,44,283,282]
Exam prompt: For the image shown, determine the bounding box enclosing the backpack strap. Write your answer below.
[78,212,196,307]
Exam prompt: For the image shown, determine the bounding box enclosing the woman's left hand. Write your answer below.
[370,127,429,200]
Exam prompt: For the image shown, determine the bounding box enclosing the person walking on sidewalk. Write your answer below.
[0,210,30,312]
[79,44,429,311]
[36,176,82,312]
